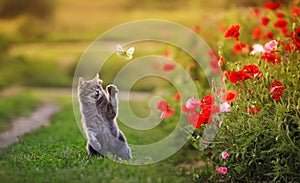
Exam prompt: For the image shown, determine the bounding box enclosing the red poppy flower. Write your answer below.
[269,80,286,101]
[243,64,263,79]
[163,48,172,57]
[220,90,239,103]
[221,71,230,83]
[261,17,270,26]
[229,70,249,84]
[280,27,288,36]
[264,2,281,10]
[252,8,260,17]
[194,24,201,33]
[291,6,300,18]
[208,50,217,57]
[157,100,168,111]
[189,61,197,68]
[200,94,215,108]
[187,113,203,128]
[174,92,181,101]
[210,57,224,74]
[224,24,241,41]
[160,110,175,119]
[261,52,281,64]
[277,12,285,18]
[292,28,300,42]
[199,106,220,125]
[292,40,300,50]
[157,100,175,118]
[162,63,175,72]
[233,42,250,54]
[245,106,260,115]
[252,26,262,40]
[274,19,287,28]
[263,31,274,40]
[285,40,300,51]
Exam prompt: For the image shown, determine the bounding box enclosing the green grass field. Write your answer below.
[0,97,202,183]
[0,91,41,132]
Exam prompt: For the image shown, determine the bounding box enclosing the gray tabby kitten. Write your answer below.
[78,74,131,159]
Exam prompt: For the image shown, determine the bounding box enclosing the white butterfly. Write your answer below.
[116,44,135,60]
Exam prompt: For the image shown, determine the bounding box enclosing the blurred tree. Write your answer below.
[0,0,55,19]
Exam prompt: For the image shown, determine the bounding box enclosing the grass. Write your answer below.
[0,91,41,132]
[0,98,202,183]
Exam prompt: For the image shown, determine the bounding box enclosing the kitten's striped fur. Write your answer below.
[78,74,131,159]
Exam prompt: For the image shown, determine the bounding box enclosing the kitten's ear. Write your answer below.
[79,77,85,85]
[93,74,103,85]
[94,73,99,80]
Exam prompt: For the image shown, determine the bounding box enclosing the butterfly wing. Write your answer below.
[123,47,134,60]
[116,44,124,52]
[126,47,135,55]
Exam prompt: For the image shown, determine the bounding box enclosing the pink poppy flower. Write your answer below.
[221,151,230,159]
[264,40,278,53]
[251,44,265,55]
[186,97,201,109]
[220,102,231,113]
[216,167,228,175]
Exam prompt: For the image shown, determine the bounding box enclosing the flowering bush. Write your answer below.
[190,2,300,182]
[157,2,300,182]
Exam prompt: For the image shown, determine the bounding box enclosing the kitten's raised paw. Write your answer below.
[107,85,118,95]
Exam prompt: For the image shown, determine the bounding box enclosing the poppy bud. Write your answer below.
[285,66,290,72]
[258,59,262,66]
[265,72,269,79]
[265,65,269,70]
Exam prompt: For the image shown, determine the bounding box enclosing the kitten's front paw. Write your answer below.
[107,85,118,96]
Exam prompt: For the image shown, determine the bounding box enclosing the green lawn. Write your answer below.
[0,91,41,132]
[0,98,202,183]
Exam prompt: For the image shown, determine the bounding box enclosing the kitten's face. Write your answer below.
[78,74,103,100]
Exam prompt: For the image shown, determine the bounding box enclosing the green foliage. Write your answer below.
[0,91,40,132]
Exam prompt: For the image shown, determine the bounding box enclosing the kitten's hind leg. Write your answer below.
[87,143,104,157]
[86,129,102,153]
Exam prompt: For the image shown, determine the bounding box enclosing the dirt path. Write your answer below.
[0,104,61,148]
